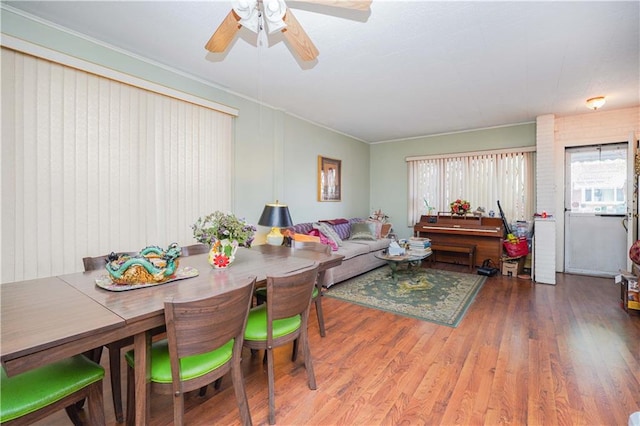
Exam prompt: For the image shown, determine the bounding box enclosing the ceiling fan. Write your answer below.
[205,0,372,61]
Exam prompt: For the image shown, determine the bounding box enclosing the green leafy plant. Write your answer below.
[192,211,257,248]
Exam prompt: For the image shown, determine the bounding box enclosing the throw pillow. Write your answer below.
[366,220,383,238]
[307,229,338,251]
[293,233,321,243]
[319,218,349,225]
[349,222,377,240]
[313,222,343,247]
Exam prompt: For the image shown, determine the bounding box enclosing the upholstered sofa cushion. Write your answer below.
[335,241,371,260]
[348,238,390,252]
[289,218,391,287]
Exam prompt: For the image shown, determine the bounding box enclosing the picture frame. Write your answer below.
[318,156,341,202]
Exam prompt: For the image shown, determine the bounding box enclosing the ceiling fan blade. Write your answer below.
[205,9,241,53]
[295,0,372,11]
[282,8,319,61]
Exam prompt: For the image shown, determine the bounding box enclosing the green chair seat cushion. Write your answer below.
[0,355,105,423]
[244,304,301,341]
[125,338,234,384]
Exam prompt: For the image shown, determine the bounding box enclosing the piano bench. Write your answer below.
[430,243,476,271]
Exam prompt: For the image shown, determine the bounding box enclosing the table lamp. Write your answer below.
[258,201,293,246]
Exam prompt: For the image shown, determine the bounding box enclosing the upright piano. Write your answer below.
[414,214,505,266]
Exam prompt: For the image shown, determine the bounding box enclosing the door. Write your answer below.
[564,143,628,276]
[626,133,638,271]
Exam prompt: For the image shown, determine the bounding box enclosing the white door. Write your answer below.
[564,143,629,276]
[626,133,638,271]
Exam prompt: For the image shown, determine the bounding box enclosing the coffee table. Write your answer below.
[375,250,432,281]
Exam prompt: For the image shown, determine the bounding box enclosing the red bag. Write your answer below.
[503,238,528,257]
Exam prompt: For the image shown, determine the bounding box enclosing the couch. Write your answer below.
[288,218,392,288]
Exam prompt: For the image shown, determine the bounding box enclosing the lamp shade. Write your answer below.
[258,203,293,228]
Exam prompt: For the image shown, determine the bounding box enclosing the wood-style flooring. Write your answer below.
[35,263,640,425]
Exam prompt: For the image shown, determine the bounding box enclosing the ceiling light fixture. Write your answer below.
[234,0,287,35]
[586,96,606,110]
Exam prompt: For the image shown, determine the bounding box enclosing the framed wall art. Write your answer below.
[318,156,341,202]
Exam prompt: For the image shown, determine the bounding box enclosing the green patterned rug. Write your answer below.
[325,266,486,327]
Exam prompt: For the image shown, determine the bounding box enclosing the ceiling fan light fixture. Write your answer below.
[586,96,606,110]
[233,0,260,33]
[264,0,287,34]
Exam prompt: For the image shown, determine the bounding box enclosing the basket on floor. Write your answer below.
[503,238,528,257]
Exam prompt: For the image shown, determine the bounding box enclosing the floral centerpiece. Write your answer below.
[192,211,256,268]
[450,199,471,216]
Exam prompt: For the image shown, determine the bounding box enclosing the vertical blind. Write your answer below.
[407,151,536,226]
[1,48,234,282]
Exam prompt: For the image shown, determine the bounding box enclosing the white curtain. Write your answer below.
[1,48,234,282]
[407,150,536,227]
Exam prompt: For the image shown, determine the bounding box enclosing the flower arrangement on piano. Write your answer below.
[450,199,471,216]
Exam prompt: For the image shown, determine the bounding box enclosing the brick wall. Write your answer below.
[536,106,639,273]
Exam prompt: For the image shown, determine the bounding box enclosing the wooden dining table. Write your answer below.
[1,245,343,426]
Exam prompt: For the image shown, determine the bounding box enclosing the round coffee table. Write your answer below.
[375,250,432,281]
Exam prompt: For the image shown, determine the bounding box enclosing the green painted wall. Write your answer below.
[370,124,536,238]
[2,8,535,237]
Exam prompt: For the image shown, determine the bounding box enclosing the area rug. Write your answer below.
[325,266,486,327]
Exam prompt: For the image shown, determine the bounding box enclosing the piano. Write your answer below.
[414,214,505,267]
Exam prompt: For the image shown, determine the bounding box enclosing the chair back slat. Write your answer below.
[267,264,319,321]
[83,252,137,272]
[164,277,256,360]
[181,244,209,257]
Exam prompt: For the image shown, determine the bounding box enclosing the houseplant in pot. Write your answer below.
[192,211,256,269]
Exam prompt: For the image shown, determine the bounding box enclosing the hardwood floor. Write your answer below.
[36,263,640,425]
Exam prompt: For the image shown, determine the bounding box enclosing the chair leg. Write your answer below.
[108,344,125,423]
[199,385,208,396]
[291,339,299,362]
[64,405,84,426]
[213,377,223,390]
[230,358,252,426]
[76,347,104,409]
[314,293,326,337]
[301,331,317,390]
[266,348,276,425]
[125,365,136,426]
[86,380,106,426]
[173,389,185,426]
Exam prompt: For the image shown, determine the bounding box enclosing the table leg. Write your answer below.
[132,331,151,426]
[386,261,399,282]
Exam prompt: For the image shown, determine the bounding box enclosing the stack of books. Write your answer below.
[408,237,432,255]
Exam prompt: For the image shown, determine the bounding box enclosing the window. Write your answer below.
[1,47,235,282]
[407,149,536,226]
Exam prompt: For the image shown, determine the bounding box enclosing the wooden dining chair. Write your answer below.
[0,355,106,425]
[81,251,138,423]
[243,264,320,425]
[292,241,330,336]
[180,243,209,256]
[124,276,256,426]
[256,241,329,337]
[82,245,207,422]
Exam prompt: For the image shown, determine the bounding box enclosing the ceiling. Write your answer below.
[3,1,639,143]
